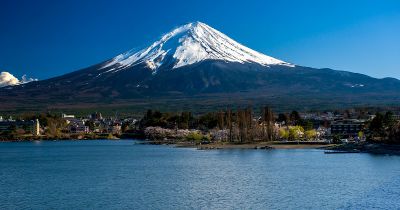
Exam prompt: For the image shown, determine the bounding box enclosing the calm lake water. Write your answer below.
[1,140,400,209]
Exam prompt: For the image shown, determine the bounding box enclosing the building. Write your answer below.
[69,124,89,134]
[62,114,75,118]
[65,118,89,134]
[61,114,90,134]
[91,112,103,120]
[0,119,40,136]
[331,119,365,138]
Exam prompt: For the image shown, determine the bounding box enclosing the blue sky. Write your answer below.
[0,0,399,79]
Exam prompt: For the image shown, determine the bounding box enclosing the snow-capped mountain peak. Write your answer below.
[101,21,293,72]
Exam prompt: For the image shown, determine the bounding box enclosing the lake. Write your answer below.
[1,140,400,209]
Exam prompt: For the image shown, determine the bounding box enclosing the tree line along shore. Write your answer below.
[1,106,400,153]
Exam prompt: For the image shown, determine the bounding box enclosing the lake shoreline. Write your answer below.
[324,142,400,155]
[140,140,400,155]
[146,141,335,150]
[2,139,400,155]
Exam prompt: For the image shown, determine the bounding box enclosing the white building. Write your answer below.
[62,114,75,119]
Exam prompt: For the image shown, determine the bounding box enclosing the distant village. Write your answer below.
[0,112,135,140]
[1,107,400,144]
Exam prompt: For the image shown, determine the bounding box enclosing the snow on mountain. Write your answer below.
[101,22,293,73]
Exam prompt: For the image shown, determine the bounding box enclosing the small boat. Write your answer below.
[324,149,360,154]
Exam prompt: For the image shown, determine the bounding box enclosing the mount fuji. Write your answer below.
[1,22,400,113]
[101,22,293,73]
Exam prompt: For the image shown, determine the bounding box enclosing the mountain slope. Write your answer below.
[1,22,400,113]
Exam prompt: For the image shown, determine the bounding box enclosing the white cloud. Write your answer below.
[0,72,19,87]
[21,74,38,84]
[0,71,38,87]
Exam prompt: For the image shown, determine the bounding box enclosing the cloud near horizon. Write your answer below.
[0,71,38,87]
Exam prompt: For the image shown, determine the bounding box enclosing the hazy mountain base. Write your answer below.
[1,91,399,117]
